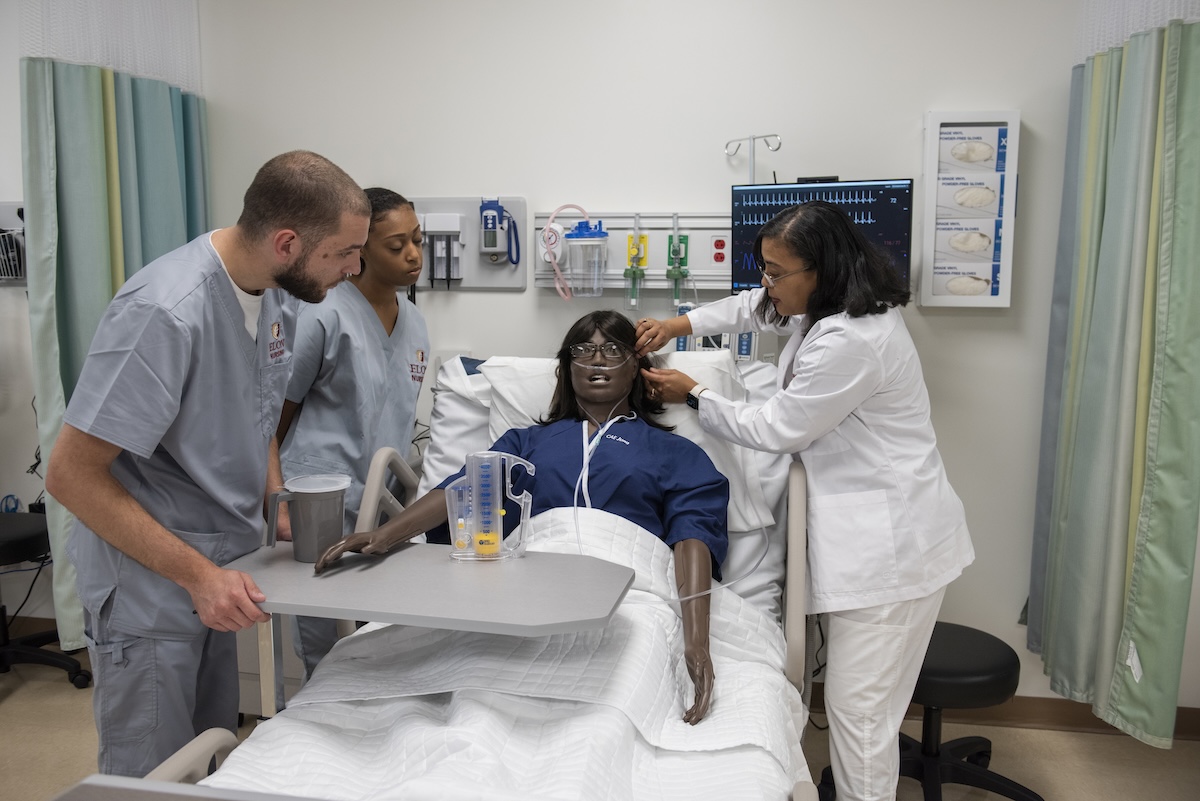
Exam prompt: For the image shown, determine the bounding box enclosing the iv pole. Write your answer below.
[724,134,782,184]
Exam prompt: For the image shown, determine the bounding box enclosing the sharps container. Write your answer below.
[266,473,351,562]
[564,220,609,297]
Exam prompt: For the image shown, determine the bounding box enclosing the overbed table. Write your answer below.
[224,541,636,716]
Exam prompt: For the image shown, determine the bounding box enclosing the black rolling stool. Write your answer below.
[0,512,92,688]
[897,622,1041,801]
[816,622,1043,801]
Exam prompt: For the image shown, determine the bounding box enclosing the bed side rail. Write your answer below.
[335,447,421,638]
[782,459,807,692]
[144,727,240,784]
[355,446,420,533]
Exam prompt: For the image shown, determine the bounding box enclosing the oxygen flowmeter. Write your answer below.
[667,233,689,306]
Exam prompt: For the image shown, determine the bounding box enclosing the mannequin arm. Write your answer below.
[314,489,448,573]
[674,537,714,724]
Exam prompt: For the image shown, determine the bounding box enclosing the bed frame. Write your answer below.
[127,426,818,800]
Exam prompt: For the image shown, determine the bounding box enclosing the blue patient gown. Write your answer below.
[434,417,730,576]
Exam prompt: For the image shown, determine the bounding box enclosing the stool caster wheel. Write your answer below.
[967,750,991,769]
[70,669,92,689]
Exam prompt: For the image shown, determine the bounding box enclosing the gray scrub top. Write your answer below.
[280,280,430,532]
[65,233,297,638]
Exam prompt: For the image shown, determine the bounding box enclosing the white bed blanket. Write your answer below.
[204,509,811,800]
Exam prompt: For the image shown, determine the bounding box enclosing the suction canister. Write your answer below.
[564,220,609,297]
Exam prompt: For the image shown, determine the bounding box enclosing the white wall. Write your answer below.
[2,0,1196,706]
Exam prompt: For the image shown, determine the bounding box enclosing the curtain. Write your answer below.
[19,58,208,650]
[1030,19,1200,748]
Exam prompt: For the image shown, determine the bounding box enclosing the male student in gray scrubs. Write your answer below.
[46,150,370,777]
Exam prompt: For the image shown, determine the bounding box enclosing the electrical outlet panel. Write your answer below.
[710,234,730,267]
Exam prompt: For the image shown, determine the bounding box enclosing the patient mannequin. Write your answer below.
[315,310,728,723]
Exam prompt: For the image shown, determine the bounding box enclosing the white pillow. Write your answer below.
[480,350,775,533]
[417,356,493,497]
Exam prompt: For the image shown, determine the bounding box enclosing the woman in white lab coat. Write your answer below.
[638,200,974,801]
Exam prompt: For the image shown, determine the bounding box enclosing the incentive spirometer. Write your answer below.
[444,451,535,561]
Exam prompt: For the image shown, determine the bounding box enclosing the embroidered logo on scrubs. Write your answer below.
[268,321,286,360]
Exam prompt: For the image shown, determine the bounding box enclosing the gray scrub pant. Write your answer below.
[292,614,339,679]
[83,605,239,778]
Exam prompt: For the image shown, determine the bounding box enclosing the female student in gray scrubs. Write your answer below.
[274,187,430,677]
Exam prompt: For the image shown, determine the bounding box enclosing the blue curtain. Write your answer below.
[20,57,209,650]
[1029,20,1200,747]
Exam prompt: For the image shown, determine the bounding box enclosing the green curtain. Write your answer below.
[20,58,209,651]
[1030,20,1200,748]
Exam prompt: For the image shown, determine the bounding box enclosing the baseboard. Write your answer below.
[808,683,1200,741]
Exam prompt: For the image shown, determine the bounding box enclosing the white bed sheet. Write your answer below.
[204,509,810,801]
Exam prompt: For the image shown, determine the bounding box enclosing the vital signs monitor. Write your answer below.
[730,178,914,291]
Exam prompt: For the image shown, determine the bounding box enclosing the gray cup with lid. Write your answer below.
[266,473,351,563]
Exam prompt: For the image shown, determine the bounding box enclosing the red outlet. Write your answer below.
[711,234,730,267]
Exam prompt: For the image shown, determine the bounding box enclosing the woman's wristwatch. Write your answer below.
[686,384,708,410]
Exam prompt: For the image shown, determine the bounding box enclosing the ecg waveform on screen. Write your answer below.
[736,189,881,207]
[738,211,878,226]
[730,181,913,292]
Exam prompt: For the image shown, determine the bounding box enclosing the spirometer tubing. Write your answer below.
[616,524,770,607]
[574,406,629,508]
[572,408,633,555]
[675,524,769,603]
[545,204,590,301]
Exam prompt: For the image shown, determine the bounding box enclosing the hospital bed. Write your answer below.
[138,350,819,801]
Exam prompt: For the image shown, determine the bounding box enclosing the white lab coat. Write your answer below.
[687,290,974,614]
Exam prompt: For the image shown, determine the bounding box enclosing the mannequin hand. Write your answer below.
[683,645,714,724]
[314,531,395,574]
